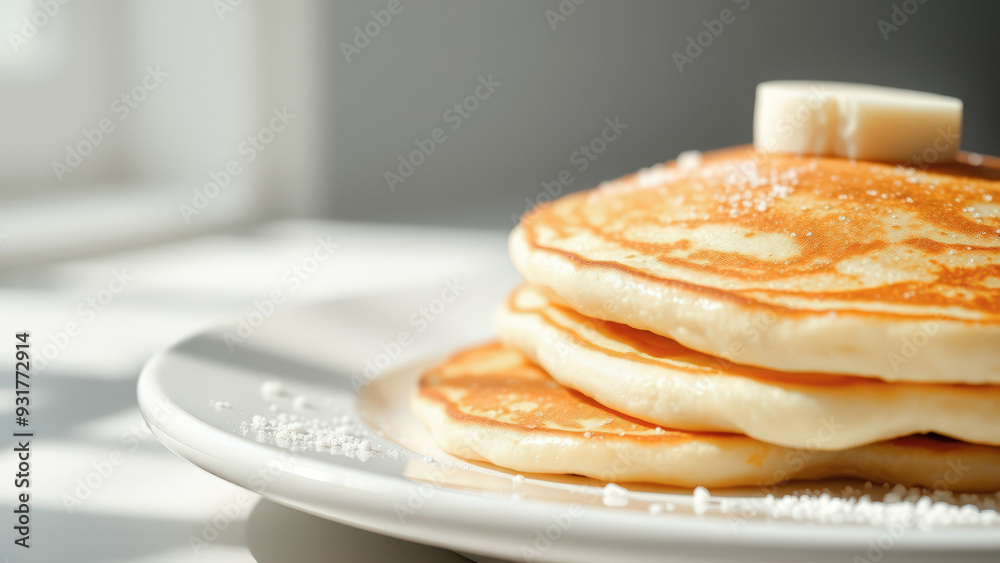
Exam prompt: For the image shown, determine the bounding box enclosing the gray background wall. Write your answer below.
[325,0,1000,229]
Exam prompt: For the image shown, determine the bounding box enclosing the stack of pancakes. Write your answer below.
[413,147,1000,490]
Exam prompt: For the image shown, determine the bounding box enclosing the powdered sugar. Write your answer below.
[243,412,376,461]
[602,483,630,507]
[711,160,802,218]
[692,486,711,515]
[673,484,1000,530]
[260,380,285,399]
[676,150,702,172]
[636,163,679,188]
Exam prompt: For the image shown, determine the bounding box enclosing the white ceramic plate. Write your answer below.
[138,279,1000,563]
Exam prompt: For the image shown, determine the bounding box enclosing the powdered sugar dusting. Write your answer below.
[243,413,376,461]
[261,380,285,399]
[710,159,802,219]
[677,150,702,172]
[602,483,630,507]
[636,163,680,188]
[634,150,702,189]
[672,484,1000,530]
[692,486,711,515]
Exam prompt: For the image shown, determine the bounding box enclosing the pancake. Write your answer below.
[509,147,1000,383]
[496,284,1000,450]
[412,342,1000,490]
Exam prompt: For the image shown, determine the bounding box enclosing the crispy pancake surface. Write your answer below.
[412,342,1000,490]
[510,147,1000,383]
[496,284,1000,450]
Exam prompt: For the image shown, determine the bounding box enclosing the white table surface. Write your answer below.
[0,220,516,563]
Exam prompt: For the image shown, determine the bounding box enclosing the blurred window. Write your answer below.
[0,1,322,266]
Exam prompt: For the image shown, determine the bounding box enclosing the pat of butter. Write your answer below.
[754,81,962,163]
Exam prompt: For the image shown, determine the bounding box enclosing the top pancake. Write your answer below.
[511,147,1000,383]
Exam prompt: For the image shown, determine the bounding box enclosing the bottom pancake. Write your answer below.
[412,342,1000,491]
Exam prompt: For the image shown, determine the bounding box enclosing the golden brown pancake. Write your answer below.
[411,342,1000,490]
[510,147,1000,383]
[495,284,1000,450]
